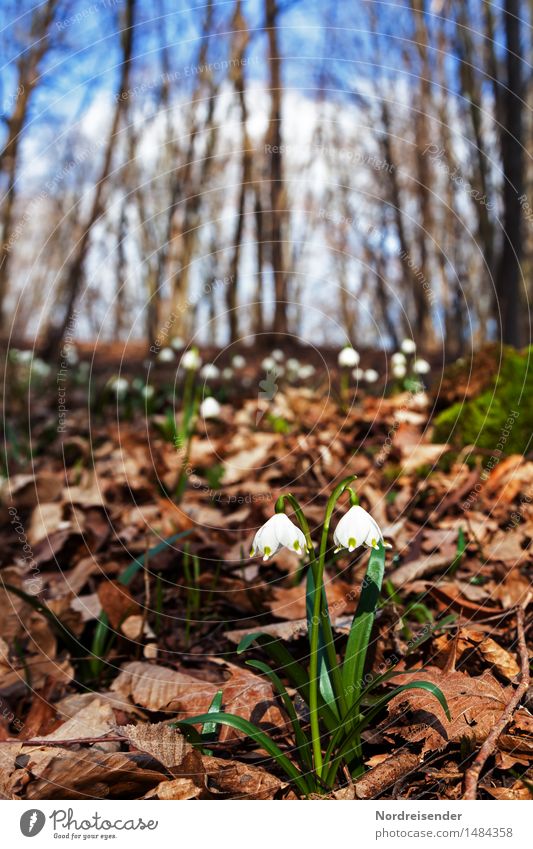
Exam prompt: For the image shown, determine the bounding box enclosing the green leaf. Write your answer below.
[246,659,314,773]
[201,689,223,742]
[449,526,466,576]
[176,711,311,796]
[236,631,338,731]
[342,542,386,710]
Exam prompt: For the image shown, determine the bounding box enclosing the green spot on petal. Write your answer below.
[348,537,356,548]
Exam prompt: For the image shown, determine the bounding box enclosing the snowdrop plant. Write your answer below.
[338,347,360,406]
[178,475,449,796]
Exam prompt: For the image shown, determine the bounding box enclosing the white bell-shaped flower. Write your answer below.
[200,397,221,419]
[401,338,416,355]
[158,347,175,363]
[200,363,220,380]
[413,358,430,374]
[181,348,202,370]
[338,346,360,368]
[250,513,307,561]
[392,363,406,379]
[364,368,379,383]
[391,351,406,366]
[333,505,390,553]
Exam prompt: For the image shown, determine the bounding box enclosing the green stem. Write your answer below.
[315,476,357,717]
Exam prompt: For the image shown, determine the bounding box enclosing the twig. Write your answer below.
[463,603,530,800]
[0,735,125,747]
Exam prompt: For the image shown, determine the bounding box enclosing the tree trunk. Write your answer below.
[42,0,136,359]
[265,0,287,336]
[495,0,524,346]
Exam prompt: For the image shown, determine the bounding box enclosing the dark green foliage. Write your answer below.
[433,346,533,454]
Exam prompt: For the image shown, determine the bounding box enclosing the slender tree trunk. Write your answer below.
[0,0,59,329]
[495,0,524,346]
[42,0,136,359]
[226,1,251,343]
[265,0,287,336]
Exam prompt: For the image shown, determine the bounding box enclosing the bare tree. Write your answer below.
[0,0,60,330]
[42,0,136,359]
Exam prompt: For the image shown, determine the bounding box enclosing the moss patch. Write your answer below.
[433,346,533,454]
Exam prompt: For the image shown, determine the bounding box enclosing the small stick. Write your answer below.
[0,735,125,747]
[463,603,530,800]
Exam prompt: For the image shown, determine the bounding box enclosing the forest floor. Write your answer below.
[0,346,531,800]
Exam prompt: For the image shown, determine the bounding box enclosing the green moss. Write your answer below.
[433,346,533,454]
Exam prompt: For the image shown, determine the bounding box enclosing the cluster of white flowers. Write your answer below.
[338,347,380,384]
[251,505,389,562]
[390,339,430,381]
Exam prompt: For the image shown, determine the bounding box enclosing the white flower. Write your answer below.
[272,348,285,362]
[200,397,221,419]
[158,347,175,363]
[250,513,307,561]
[200,363,220,380]
[401,338,416,355]
[333,505,390,553]
[298,364,315,379]
[352,367,364,381]
[391,352,406,366]
[413,358,430,374]
[222,367,233,380]
[181,348,201,370]
[16,350,33,364]
[110,377,129,398]
[261,356,276,371]
[286,358,300,371]
[392,363,406,379]
[31,358,51,378]
[338,346,360,368]
[141,384,154,399]
[232,354,246,369]
[171,336,185,350]
[364,368,379,383]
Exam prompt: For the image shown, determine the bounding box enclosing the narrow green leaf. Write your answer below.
[201,689,223,738]
[342,542,386,710]
[176,711,311,795]
[246,659,313,772]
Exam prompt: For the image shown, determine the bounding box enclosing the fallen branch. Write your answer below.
[463,603,530,800]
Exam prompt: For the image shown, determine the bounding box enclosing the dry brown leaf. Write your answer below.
[476,636,520,681]
[144,776,202,799]
[386,668,512,754]
[484,781,532,800]
[97,580,140,629]
[110,662,215,712]
[117,722,193,770]
[202,755,285,799]
[19,749,165,800]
